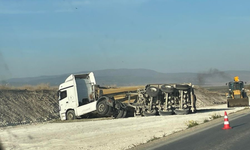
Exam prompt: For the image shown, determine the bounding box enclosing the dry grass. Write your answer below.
[186,120,199,128]
[147,136,161,143]
[210,113,222,120]
[0,83,57,91]
[203,118,209,123]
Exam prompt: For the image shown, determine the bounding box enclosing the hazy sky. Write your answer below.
[0,0,250,79]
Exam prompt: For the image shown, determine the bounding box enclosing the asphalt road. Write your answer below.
[132,109,250,150]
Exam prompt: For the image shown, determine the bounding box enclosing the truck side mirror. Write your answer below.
[226,83,228,85]
[57,91,60,99]
[245,82,247,84]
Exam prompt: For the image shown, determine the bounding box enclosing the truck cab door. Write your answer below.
[59,88,77,113]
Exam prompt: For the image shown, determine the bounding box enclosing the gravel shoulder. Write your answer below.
[0,105,246,150]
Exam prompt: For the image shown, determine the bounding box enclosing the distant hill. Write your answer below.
[2,69,250,87]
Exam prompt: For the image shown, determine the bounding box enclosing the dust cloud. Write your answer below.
[197,68,231,85]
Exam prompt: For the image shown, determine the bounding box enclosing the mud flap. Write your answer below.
[227,98,249,107]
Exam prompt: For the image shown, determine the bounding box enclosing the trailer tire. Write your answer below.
[104,106,112,116]
[122,109,127,118]
[97,100,109,116]
[175,84,189,90]
[114,109,125,119]
[159,110,173,116]
[193,94,197,111]
[161,84,174,93]
[146,86,159,97]
[144,109,157,116]
[174,109,190,115]
[66,110,75,120]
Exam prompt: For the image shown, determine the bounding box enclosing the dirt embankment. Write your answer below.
[0,90,59,127]
[194,86,226,107]
[0,86,226,127]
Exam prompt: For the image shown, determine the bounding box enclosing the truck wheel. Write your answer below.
[175,84,189,90]
[146,86,159,97]
[66,110,75,120]
[97,101,109,116]
[161,84,174,93]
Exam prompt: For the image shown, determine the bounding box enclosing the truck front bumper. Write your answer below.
[59,112,66,120]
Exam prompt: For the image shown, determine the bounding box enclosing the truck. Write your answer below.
[226,76,249,107]
[58,72,127,120]
[127,83,196,116]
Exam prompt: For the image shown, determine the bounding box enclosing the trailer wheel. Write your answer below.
[144,109,157,116]
[174,109,190,115]
[122,109,127,118]
[104,106,112,116]
[146,86,159,97]
[97,101,109,116]
[175,84,189,90]
[159,110,173,116]
[113,109,125,119]
[66,110,75,120]
[193,94,197,112]
[161,84,174,93]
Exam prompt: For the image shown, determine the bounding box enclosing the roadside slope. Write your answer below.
[194,86,226,107]
[0,90,59,126]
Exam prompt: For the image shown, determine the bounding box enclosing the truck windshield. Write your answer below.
[75,77,94,105]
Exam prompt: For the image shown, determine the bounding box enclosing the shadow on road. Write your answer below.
[0,139,4,150]
[232,123,247,129]
[197,108,233,113]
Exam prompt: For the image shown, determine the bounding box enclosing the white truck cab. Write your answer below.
[58,72,127,120]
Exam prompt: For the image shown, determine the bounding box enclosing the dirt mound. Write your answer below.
[0,90,59,127]
[194,86,226,108]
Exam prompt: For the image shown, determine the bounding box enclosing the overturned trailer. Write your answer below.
[127,83,196,116]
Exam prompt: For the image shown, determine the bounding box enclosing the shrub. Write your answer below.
[147,136,160,143]
[210,113,221,120]
[186,120,199,128]
[203,119,209,123]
